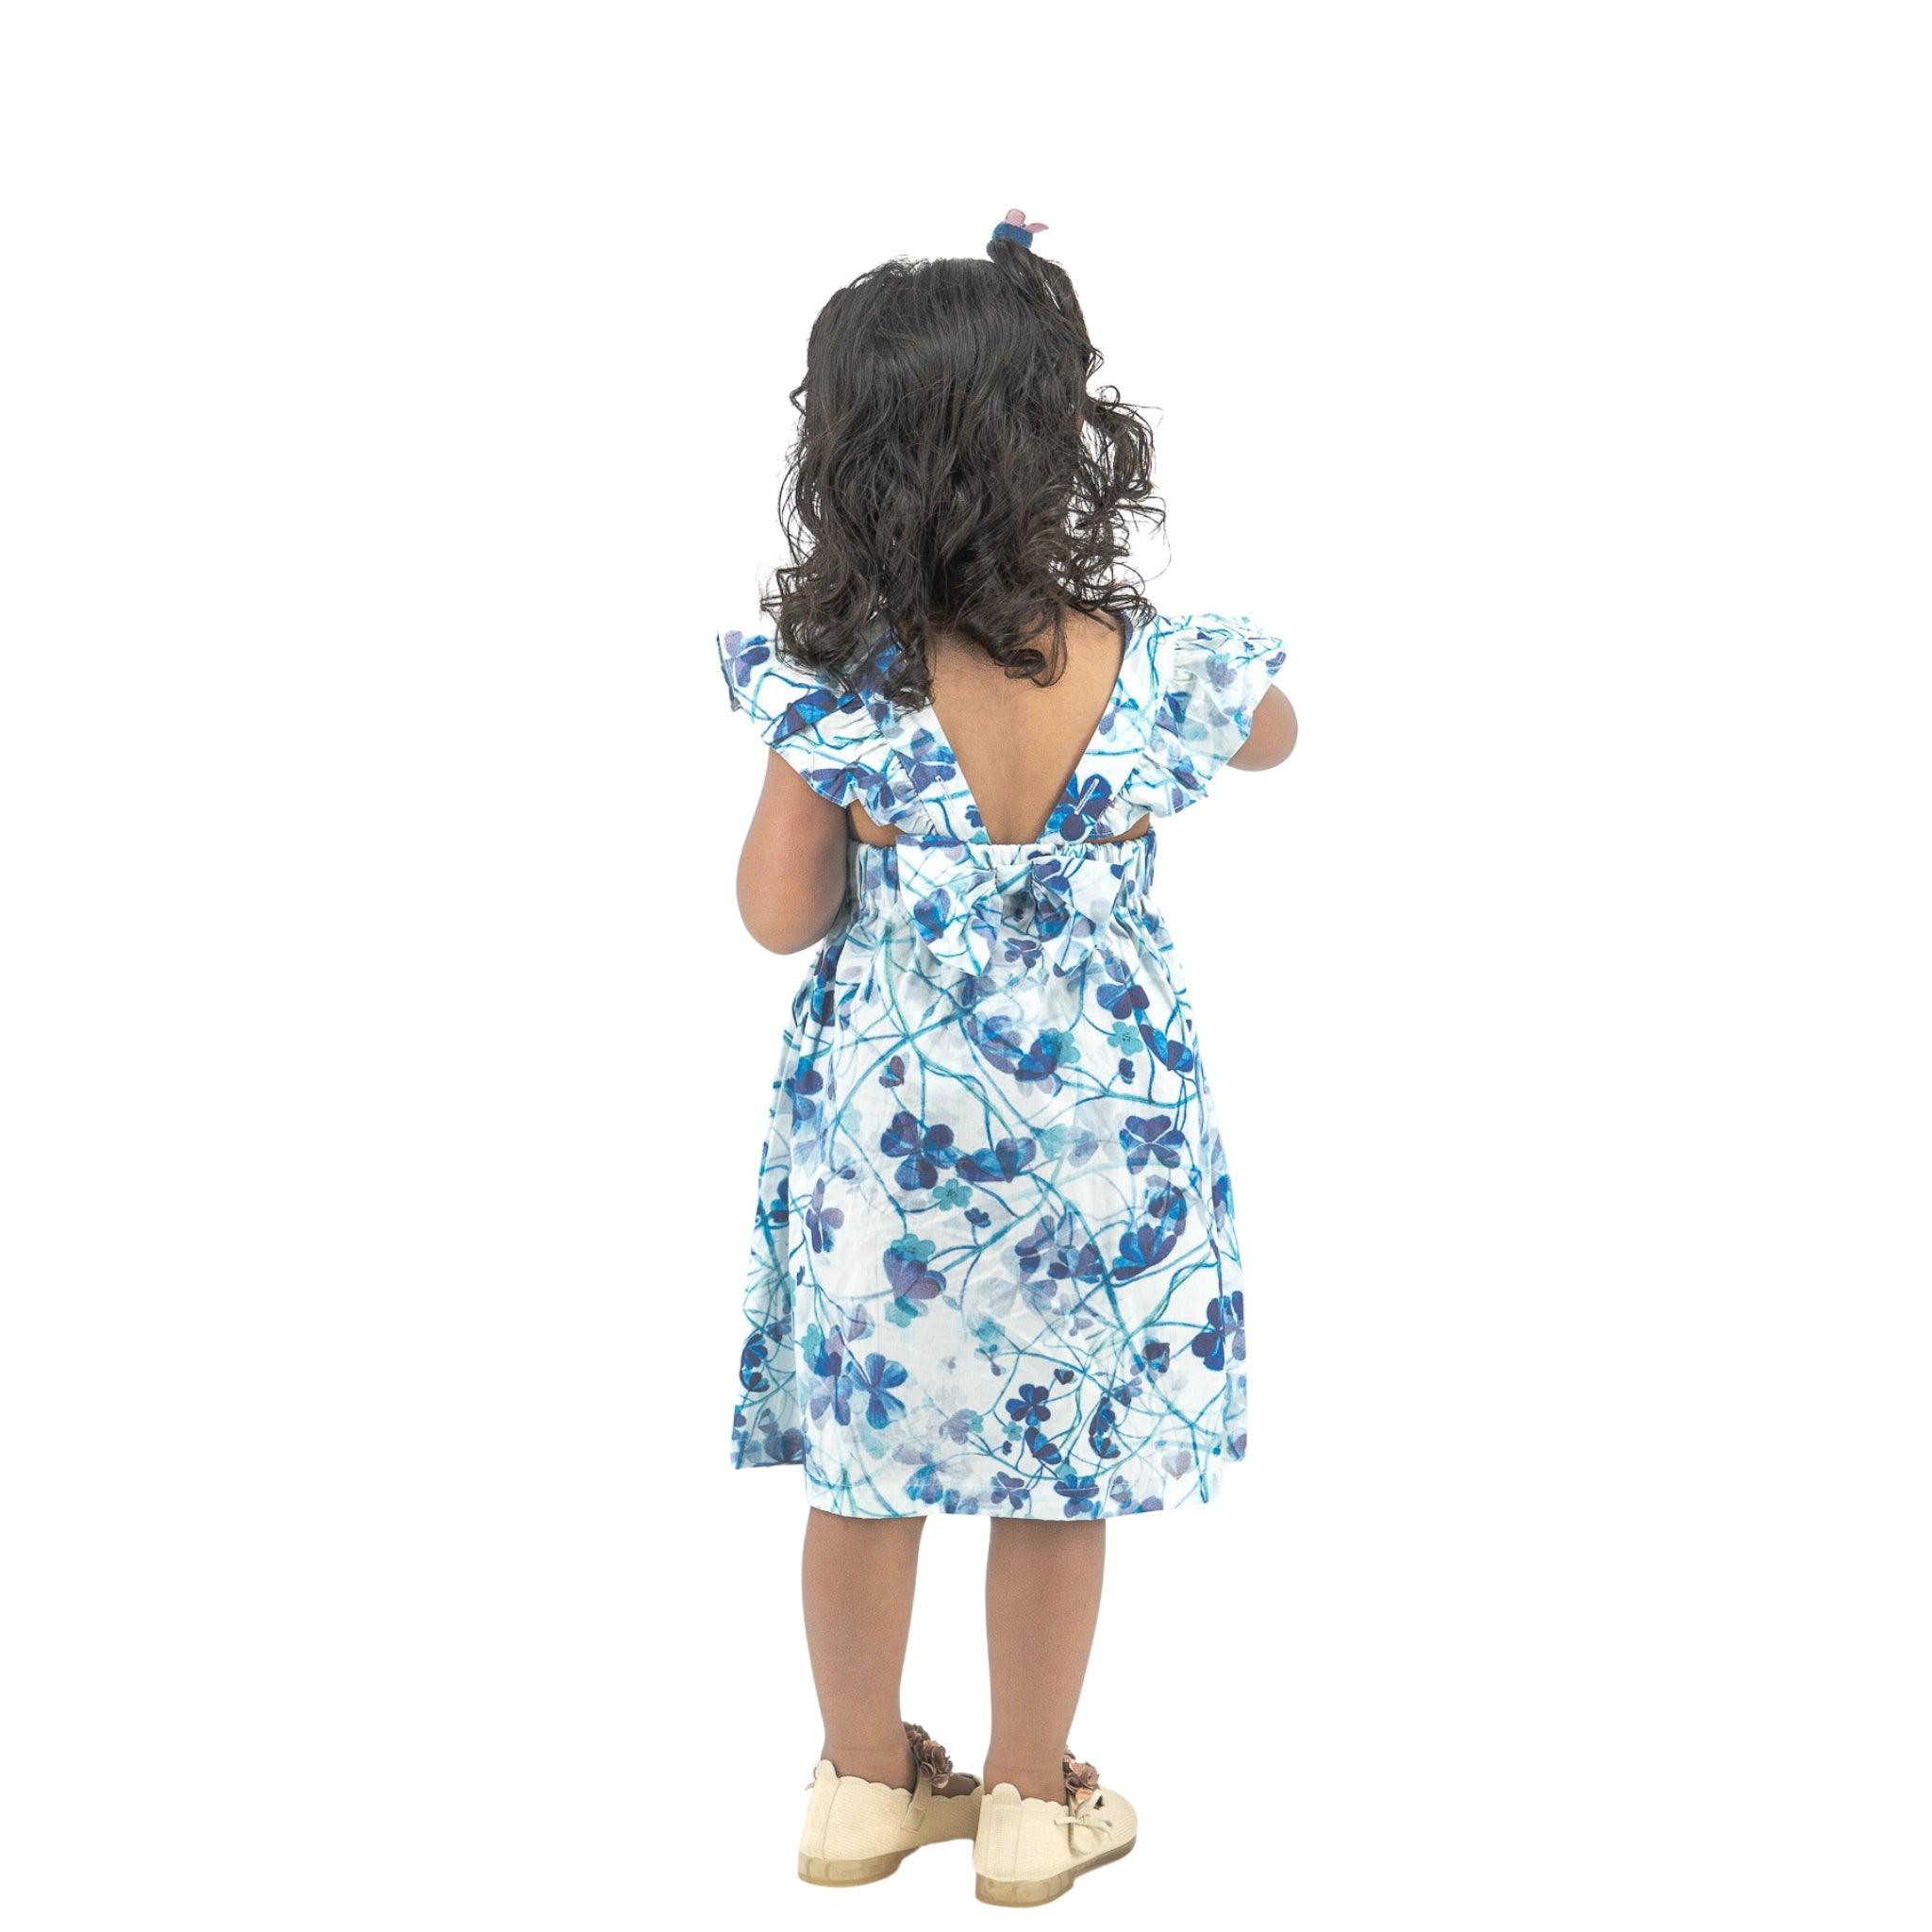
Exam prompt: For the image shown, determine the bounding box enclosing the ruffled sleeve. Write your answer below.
[1118,613,1287,818]
[716,626,891,812]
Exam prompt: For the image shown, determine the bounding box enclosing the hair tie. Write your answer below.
[988,207,1048,255]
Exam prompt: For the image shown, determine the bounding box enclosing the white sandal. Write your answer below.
[973,1752,1139,1907]
[796,1722,982,1886]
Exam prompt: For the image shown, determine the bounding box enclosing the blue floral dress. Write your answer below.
[719,610,1286,1520]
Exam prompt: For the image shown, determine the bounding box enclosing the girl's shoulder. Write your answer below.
[715,608,1286,825]
[714,625,901,814]
[1108,610,1289,819]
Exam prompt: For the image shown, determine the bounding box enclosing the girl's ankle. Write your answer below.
[822,1735,917,1790]
[981,1757,1069,1805]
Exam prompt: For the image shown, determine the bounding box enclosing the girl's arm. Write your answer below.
[734,751,851,953]
[1226,686,1298,770]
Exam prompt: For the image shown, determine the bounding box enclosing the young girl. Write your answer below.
[718,210,1296,1907]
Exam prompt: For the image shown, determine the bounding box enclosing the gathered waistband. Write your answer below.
[843,831,1158,981]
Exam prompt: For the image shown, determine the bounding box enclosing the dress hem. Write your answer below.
[728,1440,1241,1521]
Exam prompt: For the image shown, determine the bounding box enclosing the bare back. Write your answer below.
[849,610,1150,847]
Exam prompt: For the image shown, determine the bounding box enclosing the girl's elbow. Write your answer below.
[738,888,840,956]
[1228,697,1297,771]
[1253,692,1297,766]
[745,918,825,956]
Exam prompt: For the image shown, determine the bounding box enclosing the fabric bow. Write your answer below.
[875,837,1152,985]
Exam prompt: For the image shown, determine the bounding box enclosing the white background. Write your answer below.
[4,4,1927,1927]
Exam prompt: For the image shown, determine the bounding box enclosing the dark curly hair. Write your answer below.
[761,237,1164,708]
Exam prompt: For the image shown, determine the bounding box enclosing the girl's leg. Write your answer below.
[801,1506,926,1788]
[983,1517,1107,1801]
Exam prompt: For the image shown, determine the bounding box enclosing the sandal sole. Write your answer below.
[974,1832,1137,1907]
[797,1848,914,1886]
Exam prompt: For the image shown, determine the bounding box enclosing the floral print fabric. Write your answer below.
[721,611,1286,1519]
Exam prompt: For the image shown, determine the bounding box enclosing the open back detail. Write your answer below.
[917,614,1135,844]
[717,611,1286,1519]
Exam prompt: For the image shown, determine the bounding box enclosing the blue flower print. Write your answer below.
[901,727,958,794]
[720,630,770,690]
[884,1235,946,1324]
[1024,857,1076,941]
[1047,1214,1106,1287]
[1006,1383,1053,1427]
[1013,1218,1056,1276]
[1121,1113,1185,1173]
[785,1058,824,1125]
[880,1110,957,1191]
[1094,975,1149,1023]
[1054,1474,1102,1518]
[991,1471,1030,1512]
[961,1012,1021,1074]
[1135,1014,1195,1074]
[849,1353,910,1430]
[1047,773,1114,841]
[956,1135,1036,1185]
[901,1456,949,1507]
[1002,932,1044,970]
[972,1319,1005,1374]
[774,682,864,741]
[1015,1028,1078,1084]
[1213,1172,1235,1223]
[1190,1291,1246,1372]
[804,1324,854,1426]
[804,1177,843,1254]
[803,942,844,1025]
[894,1441,980,1513]
[1115,1185,1189,1279]
[913,890,952,944]
[739,1327,772,1394]
[1163,754,1206,803]
[757,1409,806,1465]
[966,1013,1080,1087]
